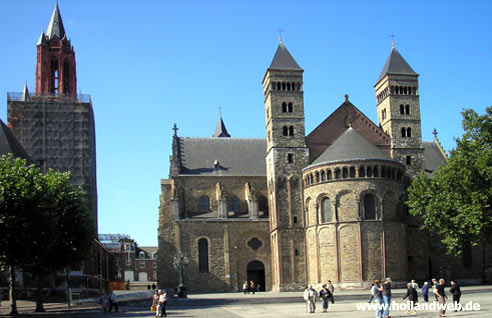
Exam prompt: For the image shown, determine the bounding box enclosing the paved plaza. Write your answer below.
[1,287,491,317]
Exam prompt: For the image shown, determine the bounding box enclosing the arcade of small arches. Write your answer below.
[303,163,405,187]
[198,195,269,217]
[270,81,302,92]
[305,191,386,224]
[376,85,418,104]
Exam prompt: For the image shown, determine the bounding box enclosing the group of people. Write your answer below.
[370,277,462,318]
[152,289,169,317]
[99,290,119,313]
[303,281,335,313]
[242,281,260,294]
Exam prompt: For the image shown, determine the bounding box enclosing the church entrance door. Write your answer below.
[247,260,265,292]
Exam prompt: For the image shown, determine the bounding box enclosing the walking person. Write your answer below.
[382,278,392,318]
[372,280,384,318]
[421,282,430,302]
[249,281,256,294]
[327,280,335,304]
[411,279,419,291]
[449,280,462,311]
[108,290,119,312]
[403,282,418,315]
[153,290,160,317]
[319,284,332,312]
[158,290,168,317]
[434,278,446,317]
[303,285,318,313]
[431,278,438,301]
[368,283,375,303]
[243,281,249,294]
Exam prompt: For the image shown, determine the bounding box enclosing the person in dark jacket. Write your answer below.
[421,282,430,302]
[449,280,462,311]
[382,278,392,318]
[403,283,418,315]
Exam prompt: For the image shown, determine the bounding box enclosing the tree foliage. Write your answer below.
[407,107,492,253]
[0,154,95,313]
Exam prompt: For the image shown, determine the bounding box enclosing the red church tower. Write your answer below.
[35,2,77,95]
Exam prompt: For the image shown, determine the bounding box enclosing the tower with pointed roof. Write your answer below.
[263,40,309,291]
[375,46,424,175]
[7,3,97,231]
[35,2,76,95]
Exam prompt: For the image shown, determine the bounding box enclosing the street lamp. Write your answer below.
[173,251,189,298]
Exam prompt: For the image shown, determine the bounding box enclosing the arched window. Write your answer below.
[407,127,412,137]
[139,251,145,259]
[401,127,406,137]
[342,167,348,178]
[259,196,269,217]
[315,171,320,183]
[326,170,331,180]
[277,82,281,90]
[373,166,379,177]
[349,167,356,178]
[282,82,286,90]
[405,104,410,114]
[199,196,210,212]
[289,126,294,136]
[400,105,405,114]
[288,102,293,112]
[287,82,291,90]
[364,194,377,220]
[367,167,373,177]
[359,167,365,178]
[283,126,288,136]
[335,168,341,179]
[321,197,332,223]
[198,238,209,273]
[320,170,325,181]
[227,196,239,212]
[282,102,287,112]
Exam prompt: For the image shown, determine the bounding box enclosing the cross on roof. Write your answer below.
[173,123,179,136]
[389,33,397,47]
[277,28,285,42]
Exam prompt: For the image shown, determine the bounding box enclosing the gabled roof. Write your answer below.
[377,47,418,82]
[212,113,231,137]
[305,97,391,162]
[307,127,393,169]
[46,3,66,40]
[0,119,33,163]
[268,41,303,71]
[423,141,447,174]
[178,137,266,176]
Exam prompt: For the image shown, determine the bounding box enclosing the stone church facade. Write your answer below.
[157,42,491,293]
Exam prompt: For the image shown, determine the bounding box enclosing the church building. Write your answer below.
[157,41,490,292]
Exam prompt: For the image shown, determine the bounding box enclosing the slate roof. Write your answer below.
[179,137,266,176]
[377,47,418,82]
[0,119,33,163]
[212,114,231,137]
[306,127,394,169]
[268,42,303,71]
[46,3,66,40]
[423,141,447,173]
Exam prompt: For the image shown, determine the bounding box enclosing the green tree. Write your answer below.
[0,154,95,314]
[407,107,492,253]
[24,169,95,312]
[0,154,47,315]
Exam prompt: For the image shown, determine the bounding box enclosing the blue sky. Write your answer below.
[1,0,491,246]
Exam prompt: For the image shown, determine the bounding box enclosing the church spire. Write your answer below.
[377,47,418,83]
[268,41,302,71]
[46,2,66,40]
[212,112,231,138]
